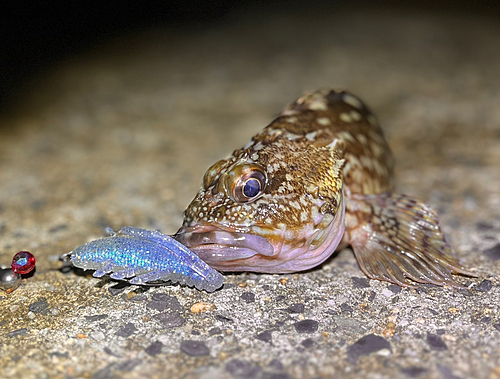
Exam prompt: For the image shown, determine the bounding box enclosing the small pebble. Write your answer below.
[475,280,493,292]
[347,334,392,363]
[388,284,402,294]
[28,298,49,314]
[190,302,216,313]
[27,311,36,320]
[146,293,183,312]
[293,319,319,333]
[286,303,305,313]
[340,303,353,312]
[208,327,222,336]
[381,289,393,298]
[153,312,185,328]
[180,340,210,356]
[301,338,314,348]
[241,292,256,303]
[9,305,19,312]
[147,296,182,312]
[49,351,69,359]
[115,323,137,338]
[480,317,491,324]
[351,277,371,288]
[426,334,448,351]
[145,341,163,356]
[215,315,233,323]
[458,289,473,297]
[256,330,273,343]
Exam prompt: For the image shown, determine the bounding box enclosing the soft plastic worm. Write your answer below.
[68,226,224,292]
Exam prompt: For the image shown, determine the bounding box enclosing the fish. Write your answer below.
[67,226,224,292]
[175,89,475,287]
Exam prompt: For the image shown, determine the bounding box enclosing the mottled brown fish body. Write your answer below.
[271,90,394,195]
[177,90,474,287]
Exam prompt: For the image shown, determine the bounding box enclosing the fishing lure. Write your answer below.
[68,226,224,292]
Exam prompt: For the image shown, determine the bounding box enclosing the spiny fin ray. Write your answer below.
[348,193,475,288]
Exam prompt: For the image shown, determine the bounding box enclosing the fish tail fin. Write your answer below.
[346,192,476,288]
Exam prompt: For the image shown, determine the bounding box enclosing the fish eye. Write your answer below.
[230,165,266,203]
[242,178,261,198]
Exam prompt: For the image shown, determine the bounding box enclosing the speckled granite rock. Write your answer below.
[1,8,500,379]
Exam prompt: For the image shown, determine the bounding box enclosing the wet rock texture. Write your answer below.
[1,7,500,379]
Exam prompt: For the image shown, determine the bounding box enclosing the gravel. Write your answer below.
[1,5,499,379]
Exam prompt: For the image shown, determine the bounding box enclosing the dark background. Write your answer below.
[2,0,500,110]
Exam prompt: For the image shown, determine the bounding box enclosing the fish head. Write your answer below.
[176,130,346,273]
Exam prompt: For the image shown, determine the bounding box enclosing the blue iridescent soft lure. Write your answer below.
[68,226,224,292]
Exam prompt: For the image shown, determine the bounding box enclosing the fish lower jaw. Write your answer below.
[196,217,346,273]
[181,193,346,273]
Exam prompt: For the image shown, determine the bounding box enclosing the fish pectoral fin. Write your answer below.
[347,192,476,288]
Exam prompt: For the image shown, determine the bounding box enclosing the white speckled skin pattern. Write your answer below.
[176,90,475,287]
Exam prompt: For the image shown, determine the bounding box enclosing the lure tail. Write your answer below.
[346,193,475,288]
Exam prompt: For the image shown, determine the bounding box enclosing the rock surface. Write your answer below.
[1,6,500,379]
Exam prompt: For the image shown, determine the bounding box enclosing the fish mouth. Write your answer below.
[176,194,346,273]
[175,224,279,270]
